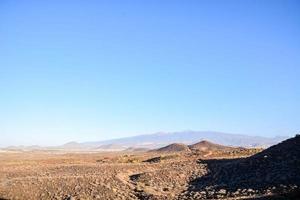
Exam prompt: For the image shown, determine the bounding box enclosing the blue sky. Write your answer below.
[0,0,299,146]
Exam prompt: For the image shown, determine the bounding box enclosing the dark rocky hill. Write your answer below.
[180,135,300,199]
[153,143,191,153]
[189,140,234,151]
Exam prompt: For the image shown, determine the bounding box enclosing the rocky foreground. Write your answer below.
[0,136,299,200]
[179,135,300,199]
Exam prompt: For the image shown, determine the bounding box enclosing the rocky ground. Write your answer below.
[179,135,300,200]
[0,137,299,200]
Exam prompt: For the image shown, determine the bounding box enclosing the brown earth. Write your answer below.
[0,137,299,200]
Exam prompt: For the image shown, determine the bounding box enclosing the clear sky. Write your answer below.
[0,0,299,147]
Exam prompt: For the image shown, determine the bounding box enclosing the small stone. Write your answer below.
[112,188,117,192]
[64,196,75,200]
[218,189,227,195]
[247,188,254,193]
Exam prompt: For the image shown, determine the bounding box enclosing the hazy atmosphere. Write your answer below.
[1,0,299,147]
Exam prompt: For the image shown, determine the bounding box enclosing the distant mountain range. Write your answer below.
[68,131,288,150]
[3,131,288,151]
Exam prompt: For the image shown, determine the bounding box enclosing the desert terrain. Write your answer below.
[0,137,299,200]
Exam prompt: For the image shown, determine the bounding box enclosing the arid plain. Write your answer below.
[0,137,299,200]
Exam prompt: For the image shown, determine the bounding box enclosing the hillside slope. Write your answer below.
[153,143,191,153]
[189,140,234,151]
[181,135,300,199]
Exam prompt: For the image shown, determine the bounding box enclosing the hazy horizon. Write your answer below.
[1,1,300,147]
[0,130,292,148]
